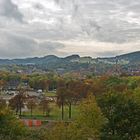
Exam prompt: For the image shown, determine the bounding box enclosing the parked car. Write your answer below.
[37,89,43,94]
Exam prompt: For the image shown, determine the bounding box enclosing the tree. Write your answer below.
[75,95,106,139]
[66,80,94,119]
[0,98,6,109]
[0,108,26,140]
[27,98,36,117]
[46,95,106,140]
[0,80,6,93]
[65,81,78,119]
[57,80,93,120]
[29,76,49,91]
[65,90,73,119]
[9,89,25,116]
[98,92,140,140]
[39,98,50,116]
[46,122,69,140]
[57,87,67,120]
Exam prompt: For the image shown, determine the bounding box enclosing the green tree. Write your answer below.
[46,95,106,140]
[75,95,106,139]
[0,108,27,140]
[98,93,140,140]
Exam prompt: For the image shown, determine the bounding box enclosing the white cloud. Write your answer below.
[0,0,140,58]
[56,39,140,57]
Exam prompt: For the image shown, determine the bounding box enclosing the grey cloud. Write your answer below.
[0,30,66,58]
[39,41,65,56]
[0,31,36,58]
[0,0,23,22]
[40,41,64,50]
[0,0,140,58]
[17,0,140,43]
[95,50,124,57]
[33,3,44,10]
[57,0,140,43]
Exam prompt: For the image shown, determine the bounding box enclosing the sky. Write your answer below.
[0,0,140,58]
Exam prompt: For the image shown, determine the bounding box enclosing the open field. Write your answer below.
[22,103,78,121]
[45,91,57,97]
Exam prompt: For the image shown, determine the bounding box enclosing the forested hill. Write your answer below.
[0,51,139,65]
[117,51,140,62]
[98,51,140,64]
[0,51,139,74]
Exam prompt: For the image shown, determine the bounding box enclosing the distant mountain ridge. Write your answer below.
[0,51,139,65]
[99,51,140,64]
[0,51,139,74]
[117,51,140,62]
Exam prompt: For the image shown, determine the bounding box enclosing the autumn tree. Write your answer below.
[29,76,49,91]
[57,79,93,120]
[9,89,26,116]
[27,98,37,117]
[0,80,6,93]
[46,95,106,140]
[65,80,81,119]
[39,98,50,116]
[57,87,67,120]
[0,98,6,109]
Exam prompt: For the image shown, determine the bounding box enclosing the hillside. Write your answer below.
[117,51,140,63]
[0,51,139,75]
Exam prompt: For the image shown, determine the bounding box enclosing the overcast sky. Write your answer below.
[0,0,140,58]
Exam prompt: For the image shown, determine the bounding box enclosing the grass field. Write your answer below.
[45,91,57,97]
[22,103,78,121]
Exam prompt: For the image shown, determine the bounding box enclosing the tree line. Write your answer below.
[0,75,140,139]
